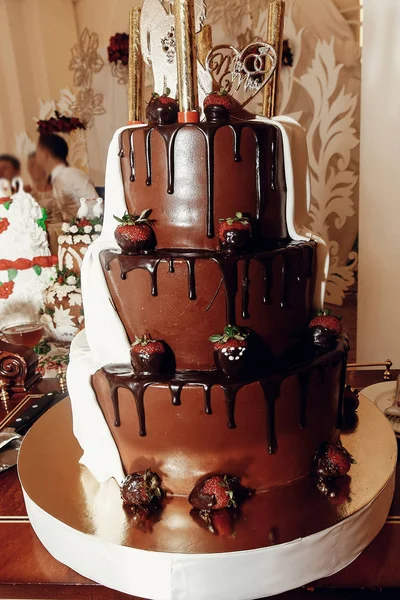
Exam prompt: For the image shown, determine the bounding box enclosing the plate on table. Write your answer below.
[361,381,400,437]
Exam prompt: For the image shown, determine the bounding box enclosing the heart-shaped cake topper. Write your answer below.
[205,42,277,108]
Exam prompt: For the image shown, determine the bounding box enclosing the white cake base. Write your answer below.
[19,397,396,600]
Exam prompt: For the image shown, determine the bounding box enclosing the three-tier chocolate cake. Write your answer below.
[69,0,349,530]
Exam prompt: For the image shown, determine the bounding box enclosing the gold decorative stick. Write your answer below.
[262,0,285,118]
[128,7,144,124]
[197,24,213,69]
[174,0,199,123]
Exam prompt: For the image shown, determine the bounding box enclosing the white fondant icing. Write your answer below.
[257,116,329,309]
[68,330,126,483]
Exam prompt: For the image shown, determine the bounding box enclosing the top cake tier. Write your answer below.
[118,119,288,250]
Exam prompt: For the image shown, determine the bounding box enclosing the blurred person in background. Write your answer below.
[35,133,97,221]
[27,152,63,255]
[0,154,21,183]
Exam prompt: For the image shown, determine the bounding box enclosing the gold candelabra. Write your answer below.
[128,7,144,123]
[263,0,285,118]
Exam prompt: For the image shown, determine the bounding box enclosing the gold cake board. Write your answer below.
[18,397,397,600]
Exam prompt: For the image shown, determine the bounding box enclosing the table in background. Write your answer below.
[0,371,399,600]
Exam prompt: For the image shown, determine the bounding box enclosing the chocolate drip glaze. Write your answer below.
[222,385,241,429]
[111,386,120,426]
[102,242,315,328]
[259,257,274,305]
[253,128,267,223]
[118,132,125,158]
[121,121,287,242]
[186,258,197,300]
[104,251,202,301]
[241,259,250,319]
[100,337,348,453]
[130,382,147,436]
[217,256,239,325]
[170,383,183,406]
[270,137,278,192]
[129,131,135,182]
[204,385,212,415]
[230,126,242,162]
[159,127,180,195]
[260,381,281,454]
[201,128,216,237]
[145,128,153,186]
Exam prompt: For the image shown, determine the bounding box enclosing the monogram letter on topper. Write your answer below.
[205,42,277,108]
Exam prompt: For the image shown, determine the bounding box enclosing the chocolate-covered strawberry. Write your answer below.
[114,209,156,254]
[308,325,337,352]
[146,88,179,125]
[191,508,236,537]
[130,504,163,532]
[219,212,252,252]
[131,335,173,376]
[189,474,238,511]
[121,469,164,509]
[314,441,356,478]
[317,475,351,505]
[210,325,249,377]
[344,385,360,414]
[343,385,360,430]
[204,89,232,122]
[309,309,343,336]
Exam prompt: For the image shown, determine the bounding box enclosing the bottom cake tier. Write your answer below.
[92,338,347,494]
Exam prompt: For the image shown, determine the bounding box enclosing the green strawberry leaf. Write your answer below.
[209,334,223,343]
[235,212,243,219]
[33,265,42,276]
[113,215,124,223]
[224,325,235,337]
[7,269,17,281]
[3,201,11,211]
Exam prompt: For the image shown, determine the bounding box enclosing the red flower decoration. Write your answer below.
[0,281,14,299]
[13,258,32,270]
[0,218,10,234]
[0,255,57,271]
[107,33,129,66]
[34,255,58,268]
[37,111,86,135]
[77,218,90,227]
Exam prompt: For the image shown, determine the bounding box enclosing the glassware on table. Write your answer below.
[2,322,45,349]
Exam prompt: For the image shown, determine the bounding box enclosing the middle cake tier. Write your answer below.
[101,240,315,371]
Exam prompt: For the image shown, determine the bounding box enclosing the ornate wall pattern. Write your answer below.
[206,0,360,305]
[9,0,360,305]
